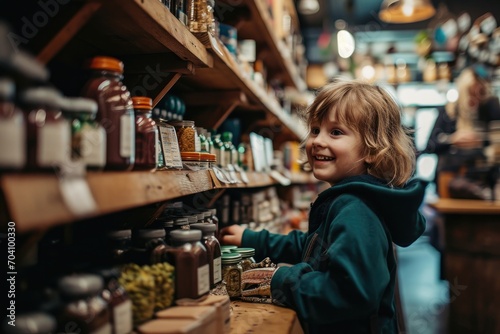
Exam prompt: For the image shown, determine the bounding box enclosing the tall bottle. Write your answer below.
[132,96,158,171]
[80,56,135,170]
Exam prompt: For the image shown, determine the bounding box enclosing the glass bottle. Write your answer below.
[0,78,25,170]
[20,86,71,171]
[221,132,233,167]
[132,96,158,171]
[80,56,135,170]
[167,229,210,300]
[57,274,112,334]
[213,133,226,168]
[190,223,222,289]
[221,252,242,299]
[61,96,106,170]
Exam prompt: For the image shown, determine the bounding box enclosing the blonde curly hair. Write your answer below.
[303,78,416,187]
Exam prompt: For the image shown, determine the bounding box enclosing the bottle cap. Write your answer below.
[86,56,124,73]
[132,96,153,110]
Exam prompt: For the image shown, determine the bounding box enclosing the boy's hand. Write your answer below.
[219,224,245,246]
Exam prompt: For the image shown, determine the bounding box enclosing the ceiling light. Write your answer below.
[379,0,436,24]
[298,0,320,15]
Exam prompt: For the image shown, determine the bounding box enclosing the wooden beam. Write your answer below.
[37,1,102,64]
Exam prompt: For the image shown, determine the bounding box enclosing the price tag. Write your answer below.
[59,176,97,216]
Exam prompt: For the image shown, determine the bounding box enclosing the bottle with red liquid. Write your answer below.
[132,96,158,171]
[80,56,135,170]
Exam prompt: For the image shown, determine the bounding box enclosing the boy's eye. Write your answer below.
[310,127,320,135]
[331,129,343,136]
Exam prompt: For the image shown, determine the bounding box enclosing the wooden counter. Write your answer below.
[427,199,500,334]
[229,300,303,334]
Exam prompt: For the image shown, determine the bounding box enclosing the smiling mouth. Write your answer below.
[314,155,334,161]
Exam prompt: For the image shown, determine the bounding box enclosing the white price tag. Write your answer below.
[59,177,97,216]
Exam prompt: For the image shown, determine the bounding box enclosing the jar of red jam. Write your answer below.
[132,96,158,171]
[80,56,135,170]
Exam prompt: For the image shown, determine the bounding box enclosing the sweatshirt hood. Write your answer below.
[319,175,427,247]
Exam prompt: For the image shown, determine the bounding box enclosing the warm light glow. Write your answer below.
[361,65,375,80]
[379,0,435,23]
[337,30,355,58]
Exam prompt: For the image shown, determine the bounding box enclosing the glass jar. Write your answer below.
[80,56,135,171]
[61,96,106,170]
[57,274,112,334]
[132,96,158,171]
[106,229,132,265]
[221,252,242,299]
[20,86,71,171]
[190,223,222,289]
[170,120,196,152]
[129,228,175,314]
[230,247,256,272]
[167,229,210,300]
[3,312,56,334]
[0,78,26,170]
[180,151,201,170]
[96,268,133,334]
[188,0,208,33]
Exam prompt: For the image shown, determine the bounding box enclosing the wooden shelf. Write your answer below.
[1,170,302,233]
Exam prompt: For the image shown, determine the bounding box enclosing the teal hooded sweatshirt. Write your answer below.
[241,175,427,334]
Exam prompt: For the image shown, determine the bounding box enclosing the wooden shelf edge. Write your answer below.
[1,170,215,233]
[427,198,500,215]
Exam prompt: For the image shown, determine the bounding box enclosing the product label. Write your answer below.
[0,113,26,168]
[119,113,133,158]
[113,299,133,334]
[81,124,106,167]
[197,264,210,296]
[213,256,222,284]
[38,119,71,167]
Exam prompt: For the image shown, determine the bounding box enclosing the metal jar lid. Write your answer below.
[169,229,202,243]
[190,223,216,235]
[58,274,103,298]
[231,247,255,258]
[221,252,242,265]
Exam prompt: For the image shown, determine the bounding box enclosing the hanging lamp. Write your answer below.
[379,0,436,24]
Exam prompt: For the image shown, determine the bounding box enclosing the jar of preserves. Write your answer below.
[167,229,210,300]
[221,252,242,299]
[132,96,158,171]
[170,120,197,152]
[61,96,106,170]
[20,86,71,171]
[80,56,135,170]
[230,247,256,272]
[0,78,26,170]
[57,274,112,334]
[190,223,222,289]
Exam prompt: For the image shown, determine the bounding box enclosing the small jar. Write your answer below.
[230,247,256,271]
[221,252,242,299]
[3,312,56,334]
[167,229,210,300]
[106,229,132,265]
[57,274,112,334]
[190,223,222,289]
[96,268,133,334]
[152,218,175,245]
[132,96,158,171]
[180,151,201,170]
[170,120,196,152]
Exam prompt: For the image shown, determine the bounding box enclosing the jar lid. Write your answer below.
[181,152,201,161]
[59,96,98,114]
[169,120,194,127]
[203,210,212,219]
[0,78,15,99]
[154,218,174,228]
[3,312,56,334]
[190,223,216,234]
[20,86,62,108]
[221,245,237,252]
[221,252,241,264]
[186,214,198,224]
[231,247,255,258]
[107,229,132,239]
[200,153,215,162]
[169,229,202,242]
[58,274,104,298]
[86,56,124,73]
[173,217,189,226]
[134,228,166,239]
[132,96,153,110]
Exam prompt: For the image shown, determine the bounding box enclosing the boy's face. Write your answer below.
[306,111,367,185]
